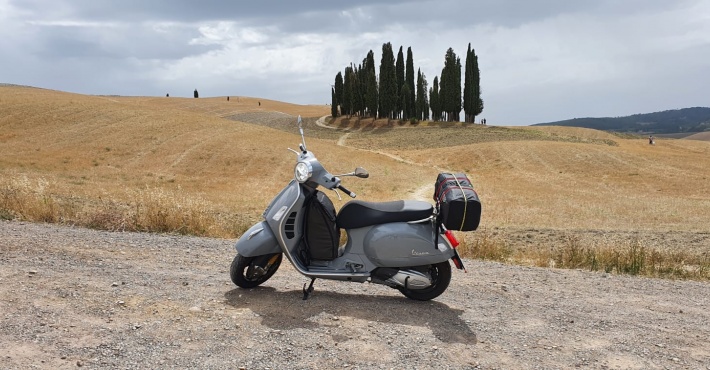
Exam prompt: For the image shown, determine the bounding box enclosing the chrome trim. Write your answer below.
[247,227,264,240]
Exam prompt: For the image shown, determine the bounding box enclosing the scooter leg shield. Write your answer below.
[234,221,281,257]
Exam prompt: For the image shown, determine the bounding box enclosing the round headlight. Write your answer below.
[294,162,312,183]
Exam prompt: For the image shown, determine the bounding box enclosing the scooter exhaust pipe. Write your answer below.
[372,268,433,290]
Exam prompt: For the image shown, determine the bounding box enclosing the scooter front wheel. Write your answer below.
[230,253,282,289]
[397,261,452,301]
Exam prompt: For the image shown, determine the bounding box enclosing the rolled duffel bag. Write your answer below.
[433,173,481,231]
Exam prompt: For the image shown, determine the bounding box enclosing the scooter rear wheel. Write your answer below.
[230,253,282,289]
[397,261,452,301]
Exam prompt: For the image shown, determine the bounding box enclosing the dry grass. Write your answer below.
[2,86,710,279]
[329,116,618,151]
[457,228,709,280]
[398,139,710,232]
[684,131,710,141]
[0,86,428,237]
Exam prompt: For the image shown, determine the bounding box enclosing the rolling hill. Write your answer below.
[2,85,710,238]
[533,107,710,135]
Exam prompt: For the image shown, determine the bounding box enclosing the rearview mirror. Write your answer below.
[354,167,369,178]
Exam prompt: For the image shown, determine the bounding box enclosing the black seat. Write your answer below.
[336,200,433,229]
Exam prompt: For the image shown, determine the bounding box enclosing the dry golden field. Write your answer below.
[685,131,710,141]
[2,85,709,278]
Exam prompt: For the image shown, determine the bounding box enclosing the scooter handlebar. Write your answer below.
[337,185,356,198]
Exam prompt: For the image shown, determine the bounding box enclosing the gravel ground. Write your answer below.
[1,220,709,369]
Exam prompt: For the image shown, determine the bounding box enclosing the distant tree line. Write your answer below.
[533,107,710,134]
[331,42,483,123]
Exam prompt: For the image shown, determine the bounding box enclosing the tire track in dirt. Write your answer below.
[318,115,449,200]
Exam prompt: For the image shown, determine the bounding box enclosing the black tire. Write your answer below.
[397,261,452,301]
[230,253,282,289]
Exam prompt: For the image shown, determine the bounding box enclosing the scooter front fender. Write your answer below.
[234,221,280,257]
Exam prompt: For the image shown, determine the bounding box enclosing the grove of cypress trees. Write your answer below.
[334,42,481,124]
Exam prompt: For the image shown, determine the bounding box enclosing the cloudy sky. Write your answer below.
[1,0,708,125]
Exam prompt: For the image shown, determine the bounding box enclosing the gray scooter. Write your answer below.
[231,116,466,300]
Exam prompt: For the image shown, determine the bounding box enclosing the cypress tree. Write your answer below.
[472,49,484,121]
[423,74,430,121]
[378,43,397,119]
[334,72,344,115]
[454,56,462,121]
[439,65,448,121]
[416,69,429,121]
[343,66,353,117]
[395,46,404,119]
[331,87,337,118]
[365,50,378,118]
[350,66,363,117]
[406,47,415,119]
[463,44,484,123]
[463,43,474,123]
[401,83,411,122]
[440,48,461,121]
[430,76,440,121]
[416,69,423,120]
[357,62,367,117]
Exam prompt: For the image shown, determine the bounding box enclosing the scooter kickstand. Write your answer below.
[302,278,316,300]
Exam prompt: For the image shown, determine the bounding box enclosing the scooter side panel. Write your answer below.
[364,222,455,267]
[234,221,280,257]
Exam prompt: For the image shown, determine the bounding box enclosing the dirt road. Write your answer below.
[1,221,708,369]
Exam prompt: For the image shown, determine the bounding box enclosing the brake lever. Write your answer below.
[332,188,342,201]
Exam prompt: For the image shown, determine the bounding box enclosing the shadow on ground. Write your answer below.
[224,287,477,345]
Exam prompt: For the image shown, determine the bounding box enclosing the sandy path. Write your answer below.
[1,221,709,369]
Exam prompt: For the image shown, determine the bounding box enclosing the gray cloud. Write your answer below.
[2,0,708,125]
[28,22,220,60]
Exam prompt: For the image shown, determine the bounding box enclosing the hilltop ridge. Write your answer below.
[534,107,710,135]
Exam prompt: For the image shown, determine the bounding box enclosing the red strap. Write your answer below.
[434,175,472,200]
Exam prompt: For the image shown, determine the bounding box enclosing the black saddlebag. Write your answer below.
[433,173,481,231]
[304,190,340,261]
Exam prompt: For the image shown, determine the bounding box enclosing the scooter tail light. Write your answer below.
[444,230,459,248]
